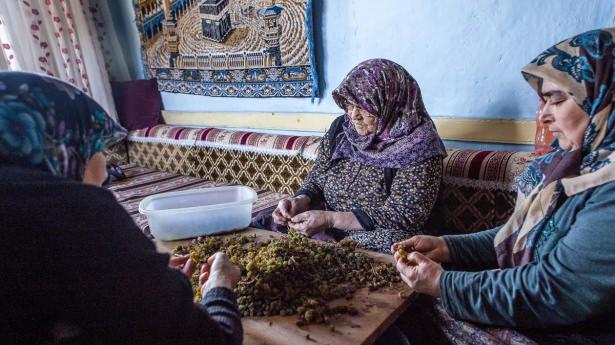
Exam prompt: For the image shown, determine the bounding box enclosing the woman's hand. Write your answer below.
[199,252,241,295]
[272,195,311,225]
[289,210,333,236]
[169,254,196,278]
[396,251,443,297]
[391,235,451,263]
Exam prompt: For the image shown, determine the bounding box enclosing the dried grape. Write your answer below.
[174,229,402,325]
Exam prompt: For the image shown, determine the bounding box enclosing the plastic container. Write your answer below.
[139,186,257,241]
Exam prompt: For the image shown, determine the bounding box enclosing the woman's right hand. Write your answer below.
[391,235,451,264]
[272,195,311,225]
[199,252,241,295]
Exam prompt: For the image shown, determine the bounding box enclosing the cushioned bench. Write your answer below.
[105,124,537,238]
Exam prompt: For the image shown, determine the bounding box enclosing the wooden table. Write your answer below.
[155,228,415,345]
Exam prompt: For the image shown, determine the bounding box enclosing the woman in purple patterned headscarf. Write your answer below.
[330,59,446,168]
[256,59,446,253]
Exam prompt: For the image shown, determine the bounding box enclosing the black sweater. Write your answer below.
[0,166,242,345]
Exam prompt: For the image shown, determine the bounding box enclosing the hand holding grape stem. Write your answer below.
[170,252,240,296]
[391,235,451,297]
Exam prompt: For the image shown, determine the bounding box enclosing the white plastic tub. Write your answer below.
[138,186,257,241]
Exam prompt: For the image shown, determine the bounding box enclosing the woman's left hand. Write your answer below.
[396,251,443,297]
[169,254,196,278]
[289,210,333,236]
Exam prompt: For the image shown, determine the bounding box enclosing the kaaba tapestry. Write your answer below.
[133,0,318,98]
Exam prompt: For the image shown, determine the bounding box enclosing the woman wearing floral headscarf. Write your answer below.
[0,72,242,345]
[392,28,615,344]
[255,59,446,253]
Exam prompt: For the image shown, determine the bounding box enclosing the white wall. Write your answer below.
[110,0,615,120]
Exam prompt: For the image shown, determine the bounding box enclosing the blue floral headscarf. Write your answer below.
[494,28,615,267]
[0,72,126,181]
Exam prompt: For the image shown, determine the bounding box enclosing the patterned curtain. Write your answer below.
[0,0,117,119]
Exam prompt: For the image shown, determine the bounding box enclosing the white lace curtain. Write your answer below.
[0,0,118,119]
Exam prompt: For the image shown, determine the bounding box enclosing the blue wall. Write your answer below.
[109,0,615,120]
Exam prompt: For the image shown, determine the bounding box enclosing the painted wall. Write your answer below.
[109,0,615,120]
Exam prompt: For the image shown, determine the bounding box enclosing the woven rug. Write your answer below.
[134,0,318,98]
[109,164,289,238]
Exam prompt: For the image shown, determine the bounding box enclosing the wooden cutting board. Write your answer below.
[155,228,415,345]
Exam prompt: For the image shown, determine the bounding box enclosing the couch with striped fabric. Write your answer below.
[104,124,537,238]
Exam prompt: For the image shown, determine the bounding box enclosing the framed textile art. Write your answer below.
[133,0,318,98]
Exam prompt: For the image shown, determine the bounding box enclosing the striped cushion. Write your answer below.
[128,125,321,160]
[443,149,538,191]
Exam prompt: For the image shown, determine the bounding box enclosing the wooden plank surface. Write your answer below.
[155,228,415,345]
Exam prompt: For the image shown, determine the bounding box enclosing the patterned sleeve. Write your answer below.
[294,124,334,204]
[347,156,443,252]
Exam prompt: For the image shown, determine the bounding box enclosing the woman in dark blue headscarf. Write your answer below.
[0,72,242,345]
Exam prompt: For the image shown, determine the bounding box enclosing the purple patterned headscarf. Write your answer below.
[331,59,446,168]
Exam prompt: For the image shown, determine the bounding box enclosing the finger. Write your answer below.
[272,211,289,225]
[201,261,211,275]
[289,198,305,216]
[291,223,309,235]
[395,257,407,273]
[273,207,290,220]
[396,259,417,279]
[398,270,414,288]
[207,252,221,266]
[290,212,308,223]
[289,204,299,217]
[289,220,306,231]
[275,218,289,226]
[199,271,210,286]
[279,201,292,218]
[169,254,190,267]
[407,251,430,266]
[394,250,411,264]
[182,258,196,277]
[395,261,416,289]
[392,237,419,252]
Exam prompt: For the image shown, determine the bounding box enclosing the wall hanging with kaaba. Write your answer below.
[134,0,318,98]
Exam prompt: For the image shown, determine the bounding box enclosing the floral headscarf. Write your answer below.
[495,28,615,267]
[331,59,446,168]
[0,72,126,181]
